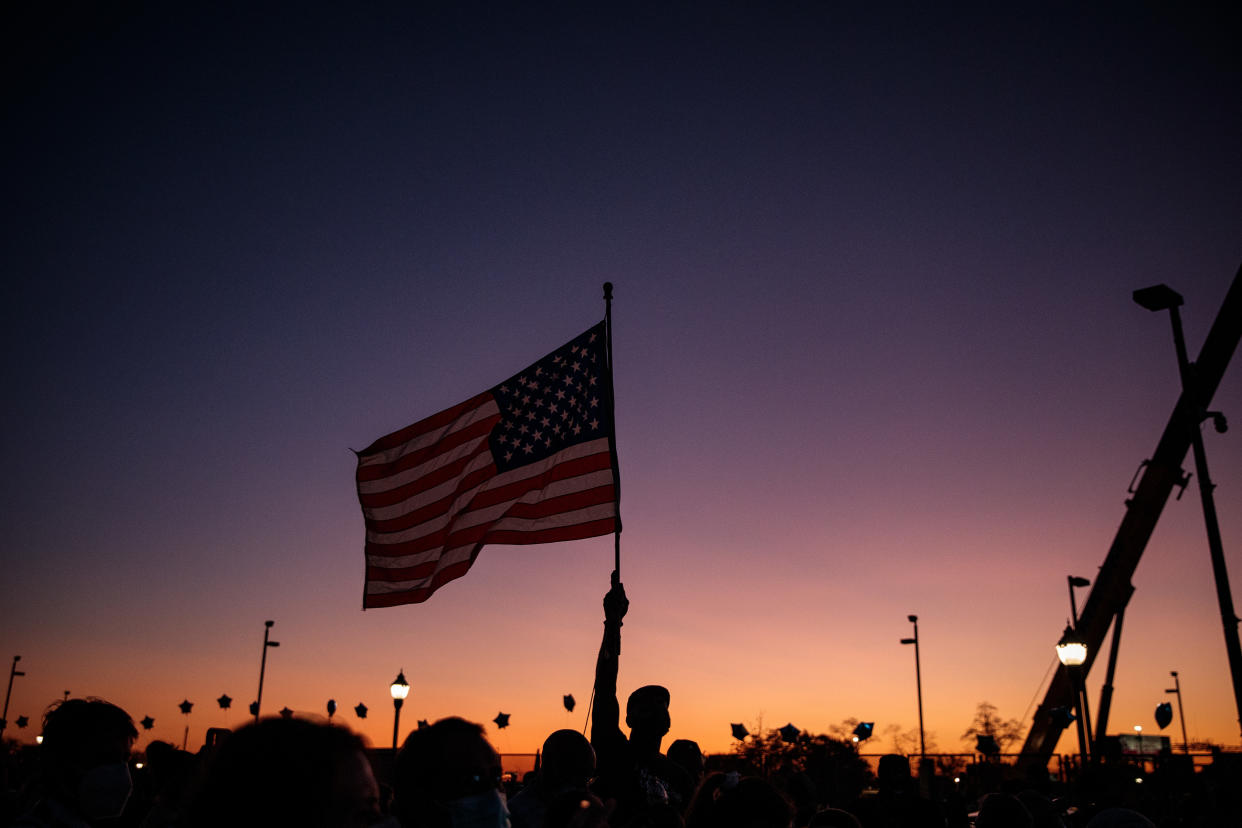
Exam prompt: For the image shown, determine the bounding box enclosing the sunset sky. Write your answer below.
[3,2,1240,761]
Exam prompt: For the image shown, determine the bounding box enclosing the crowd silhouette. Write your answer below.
[3,577,1240,827]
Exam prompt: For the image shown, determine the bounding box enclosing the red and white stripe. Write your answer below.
[357,392,616,608]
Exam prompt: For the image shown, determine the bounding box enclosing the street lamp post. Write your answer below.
[1,656,26,738]
[1067,576,1094,746]
[1134,284,1242,738]
[1067,576,1090,628]
[390,670,410,751]
[1166,671,1190,753]
[900,615,926,764]
[255,621,280,722]
[1056,626,1090,766]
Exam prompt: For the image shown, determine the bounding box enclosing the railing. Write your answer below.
[856,749,1241,779]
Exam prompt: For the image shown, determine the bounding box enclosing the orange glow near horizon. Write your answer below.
[2,0,1240,786]
[7,489,1242,762]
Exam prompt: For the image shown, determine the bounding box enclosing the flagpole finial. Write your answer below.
[603,282,613,301]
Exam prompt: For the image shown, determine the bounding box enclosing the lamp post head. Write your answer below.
[390,670,410,701]
[1056,626,1088,666]
[1069,576,1090,587]
[900,638,916,645]
[265,620,274,628]
[1170,670,1178,678]
[907,615,918,623]
[1133,284,1183,312]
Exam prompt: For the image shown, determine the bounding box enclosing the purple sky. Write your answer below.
[2,2,1239,755]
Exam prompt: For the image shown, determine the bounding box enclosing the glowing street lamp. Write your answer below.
[1056,627,1087,666]
[390,670,410,751]
[1066,575,1095,747]
[1056,626,1089,765]
[900,614,926,763]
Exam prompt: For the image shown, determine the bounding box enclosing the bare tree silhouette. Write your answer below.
[960,702,1024,753]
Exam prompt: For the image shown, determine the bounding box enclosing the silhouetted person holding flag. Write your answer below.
[590,574,690,826]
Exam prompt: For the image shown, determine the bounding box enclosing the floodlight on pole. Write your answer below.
[1166,670,1190,752]
[254,621,280,722]
[900,615,926,763]
[390,669,410,751]
[1135,282,1242,740]
[1,656,26,739]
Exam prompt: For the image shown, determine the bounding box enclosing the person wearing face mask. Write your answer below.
[14,697,138,827]
[185,716,391,828]
[392,717,509,828]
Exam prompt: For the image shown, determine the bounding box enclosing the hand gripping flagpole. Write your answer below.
[603,282,622,578]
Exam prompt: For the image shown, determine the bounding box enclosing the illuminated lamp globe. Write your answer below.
[1055,627,1087,667]
[390,670,410,701]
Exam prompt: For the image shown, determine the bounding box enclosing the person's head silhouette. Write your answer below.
[186,716,381,828]
[539,729,596,796]
[625,685,670,754]
[394,716,508,828]
[30,697,137,824]
[667,739,703,782]
[876,754,912,793]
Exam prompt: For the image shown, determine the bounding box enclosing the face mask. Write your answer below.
[77,761,132,819]
[447,789,510,828]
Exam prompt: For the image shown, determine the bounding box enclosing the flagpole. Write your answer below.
[603,282,622,578]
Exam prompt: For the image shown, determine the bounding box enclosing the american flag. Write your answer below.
[356,322,618,608]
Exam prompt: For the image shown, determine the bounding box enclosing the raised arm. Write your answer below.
[591,571,628,750]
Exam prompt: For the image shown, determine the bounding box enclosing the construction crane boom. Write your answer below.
[1019,264,1242,767]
